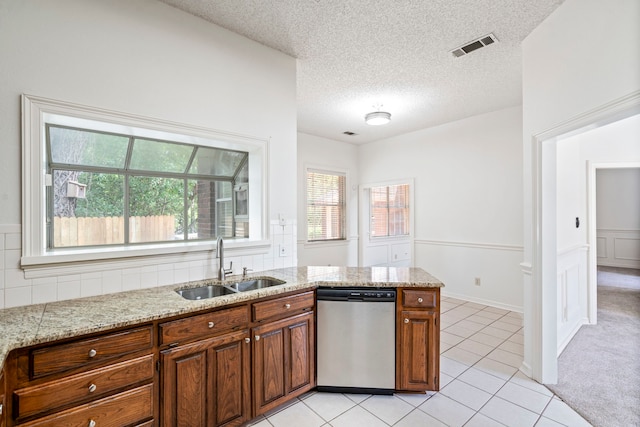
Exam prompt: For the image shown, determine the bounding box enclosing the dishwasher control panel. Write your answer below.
[317,287,396,302]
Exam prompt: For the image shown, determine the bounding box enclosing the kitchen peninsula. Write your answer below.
[0,266,443,426]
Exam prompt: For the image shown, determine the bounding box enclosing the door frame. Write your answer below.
[528,91,640,383]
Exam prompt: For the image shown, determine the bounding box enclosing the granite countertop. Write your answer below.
[0,266,443,371]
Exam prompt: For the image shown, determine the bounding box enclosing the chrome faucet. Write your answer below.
[216,236,233,280]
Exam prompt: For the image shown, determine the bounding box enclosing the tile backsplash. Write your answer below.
[0,221,296,309]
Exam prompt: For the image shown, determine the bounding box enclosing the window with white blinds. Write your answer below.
[306,169,346,241]
[370,184,410,238]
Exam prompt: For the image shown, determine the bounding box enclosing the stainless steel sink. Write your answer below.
[224,278,286,292]
[176,285,237,300]
[176,277,286,300]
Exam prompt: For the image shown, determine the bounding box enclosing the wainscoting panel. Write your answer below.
[557,245,589,354]
[597,229,640,269]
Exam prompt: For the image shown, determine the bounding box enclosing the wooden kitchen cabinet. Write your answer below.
[5,325,155,426]
[1,368,5,427]
[161,329,251,427]
[159,304,251,427]
[252,311,315,416]
[396,288,440,391]
[250,291,315,416]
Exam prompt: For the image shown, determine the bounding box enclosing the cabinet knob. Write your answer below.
[88,383,97,393]
[404,318,409,324]
[255,335,260,341]
[417,297,423,303]
[88,420,96,427]
[88,349,97,358]
[208,321,215,328]
[244,337,250,344]
[284,303,291,309]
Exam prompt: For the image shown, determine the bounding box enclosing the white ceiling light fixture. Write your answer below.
[365,106,391,126]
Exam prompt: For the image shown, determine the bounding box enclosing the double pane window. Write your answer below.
[47,125,249,248]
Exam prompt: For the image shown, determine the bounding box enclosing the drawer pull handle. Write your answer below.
[88,383,97,393]
[417,297,423,303]
[0,403,3,415]
[208,321,215,328]
[244,337,251,344]
[404,318,409,324]
[88,349,97,358]
[255,335,260,341]
[284,303,291,309]
[88,420,96,427]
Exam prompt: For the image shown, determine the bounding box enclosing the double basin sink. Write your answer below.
[176,277,286,300]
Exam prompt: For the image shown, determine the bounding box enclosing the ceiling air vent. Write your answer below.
[343,131,357,136]
[450,33,498,58]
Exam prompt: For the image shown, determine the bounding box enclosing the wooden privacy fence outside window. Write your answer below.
[53,215,176,247]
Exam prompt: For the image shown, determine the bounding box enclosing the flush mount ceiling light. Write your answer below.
[365,106,391,126]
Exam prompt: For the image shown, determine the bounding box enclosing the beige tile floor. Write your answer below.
[246,296,592,427]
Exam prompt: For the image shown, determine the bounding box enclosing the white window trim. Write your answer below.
[369,183,411,240]
[360,178,415,243]
[304,164,349,244]
[21,94,270,274]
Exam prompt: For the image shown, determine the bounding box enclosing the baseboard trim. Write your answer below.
[519,361,533,378]
[442,290,522,313]
[557,317,589,355]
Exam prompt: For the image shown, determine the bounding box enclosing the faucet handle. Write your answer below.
[224,261,233,274]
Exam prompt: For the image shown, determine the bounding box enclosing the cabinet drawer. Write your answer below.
[402,289,438,309]
[18,383,153,427]
[31,326,153,379]
[160,305,248,345]
[14,355,154,419]
[252,291,314,322]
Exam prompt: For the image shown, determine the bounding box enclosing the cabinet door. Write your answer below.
[286,312,314,394]
[252,312,314,416]
[161,341,209,427]
[399,310,439,391]
[161,330,250,427]
[209,331,251,427]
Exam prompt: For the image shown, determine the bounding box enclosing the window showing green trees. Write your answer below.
[47,125,248,248]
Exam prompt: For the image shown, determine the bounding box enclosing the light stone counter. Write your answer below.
[0,266,443,371]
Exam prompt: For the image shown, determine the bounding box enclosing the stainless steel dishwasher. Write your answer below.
[316,287,396,394]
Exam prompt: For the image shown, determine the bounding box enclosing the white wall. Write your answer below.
[297,132,359,266]
[596,168,640,231]
[0,0,297,308]
[596,167,640,268]
[359,106,524,311]
[522,0,640,381]
[583,116,640,269]
[554,113,640,353]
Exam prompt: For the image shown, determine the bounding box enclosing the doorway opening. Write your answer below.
[530,97,640,384]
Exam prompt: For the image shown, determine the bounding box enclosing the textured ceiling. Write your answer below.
[159,0,564,144]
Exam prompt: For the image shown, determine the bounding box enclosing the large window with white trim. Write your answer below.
[22,95,267,267]
[306,169,346,241]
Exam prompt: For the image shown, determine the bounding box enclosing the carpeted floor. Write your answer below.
[547,267,640,427]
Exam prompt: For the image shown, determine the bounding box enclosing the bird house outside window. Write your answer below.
[66,180,87,198]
